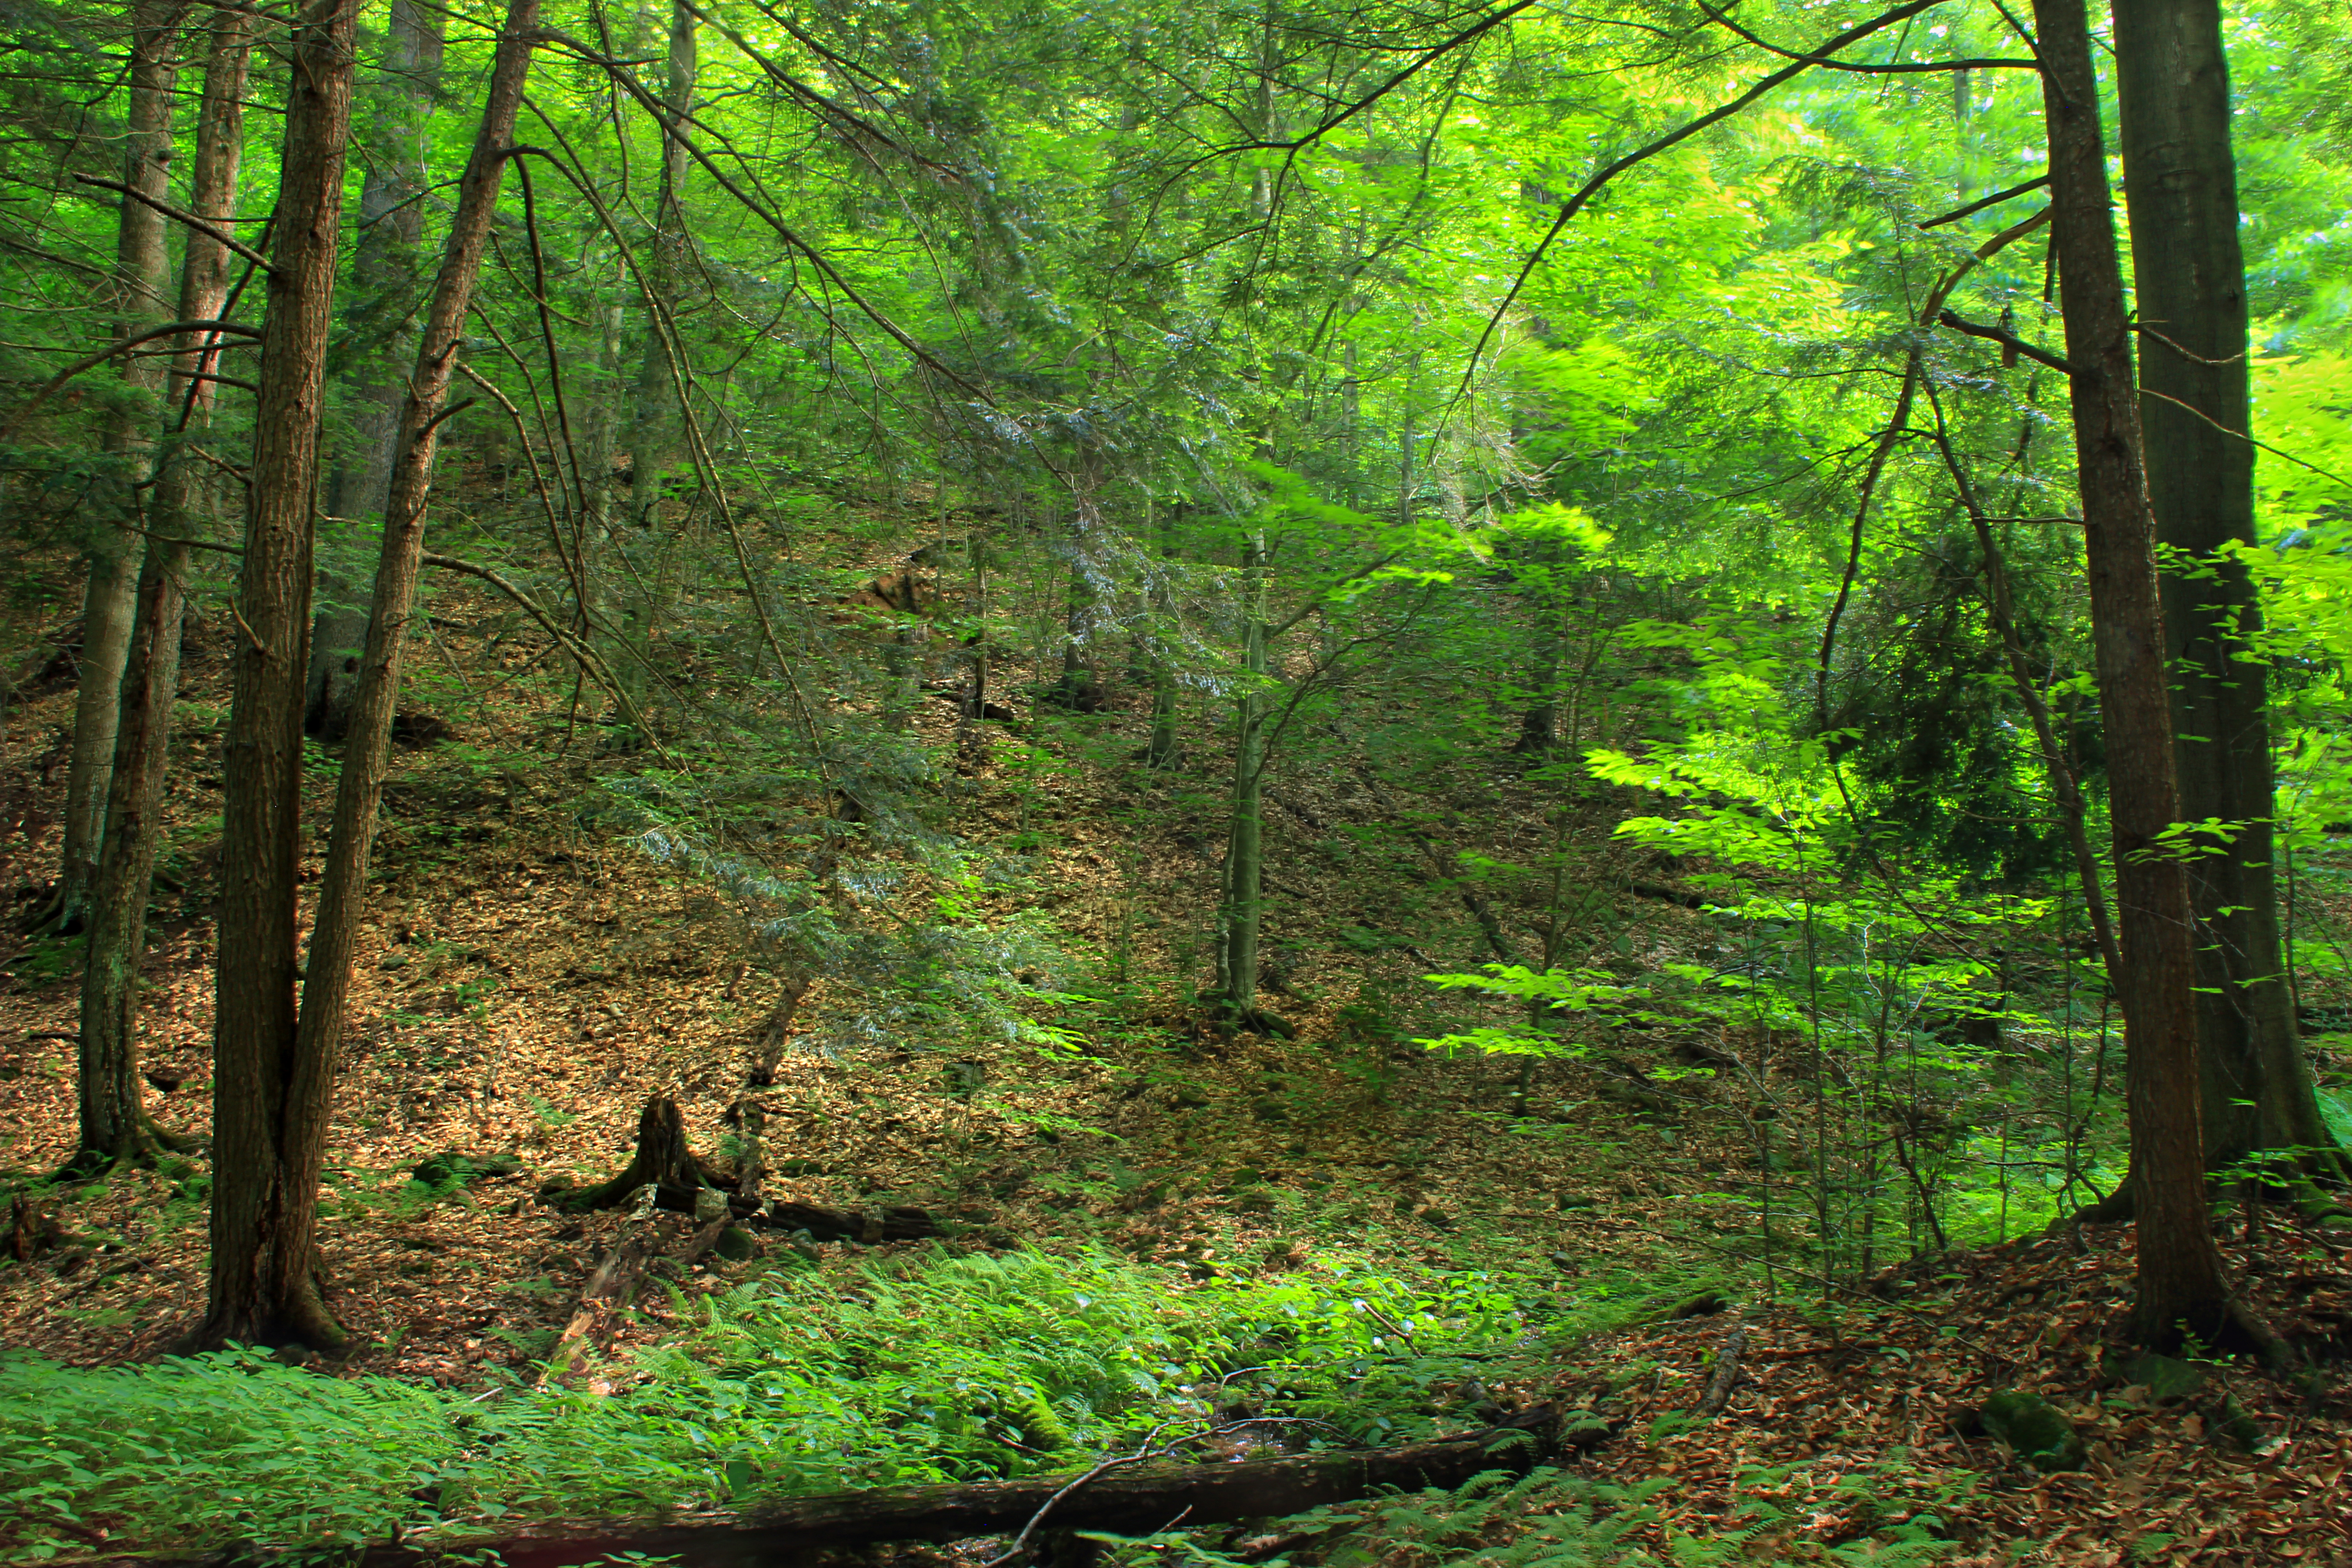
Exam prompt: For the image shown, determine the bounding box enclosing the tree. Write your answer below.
[282,0,541,1344]
[2111,0,2348,1193]
[201,0,540,1352]
[2031,0,2249,1351]
[44,0,180,936]
[201,0,365,1352]
[309,0,446,738]
[74,2,255,1172]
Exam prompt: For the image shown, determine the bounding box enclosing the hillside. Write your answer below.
[5,570,2352,1566]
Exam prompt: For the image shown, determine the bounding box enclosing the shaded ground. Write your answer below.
[5,587,2352,1566]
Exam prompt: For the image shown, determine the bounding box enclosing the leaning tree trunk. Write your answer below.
[2034,0,2249,1352]
[75,5,254,1172]
[2112,0,2348,1191]
[309,0,445,739]
[280,0,542,1337]
[49,0,180,936]
[200,0,362,1354]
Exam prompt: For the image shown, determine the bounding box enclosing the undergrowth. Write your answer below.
[0,1246,1555,1559]
[1089,1465,1959,1568]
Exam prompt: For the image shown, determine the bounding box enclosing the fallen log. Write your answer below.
[1694,1327,1746,1421]
[74,1407,1560,1568]
[544,1191,730,1386]
[756,1200,954,1243]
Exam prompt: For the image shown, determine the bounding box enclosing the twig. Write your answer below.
[0,318,259,439]
[980,1425,1180,1568]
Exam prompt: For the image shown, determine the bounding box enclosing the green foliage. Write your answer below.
[0,1250,1540,1558]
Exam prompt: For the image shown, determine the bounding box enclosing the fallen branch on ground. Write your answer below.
[62,1406,1562,1568]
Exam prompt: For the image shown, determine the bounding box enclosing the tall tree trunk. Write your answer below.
[75,5,254,1172]
[1512,539,1563,756]
[200,0,361,1354]
[2112,0,2347,1189]
[280,0,539,1346]
[582,286,627,720]
[1054,499,1107,712]
[1147,500,1181,768]
[48,0,181,936]
[2033,0,2241,1351]
[309,0,445,739]
[617,0,697,722]
[1215,529,1268,1024]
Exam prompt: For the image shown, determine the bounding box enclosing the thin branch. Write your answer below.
[1450,0,1951,422]
[2138,386,2352,490]
[70,173,279,274]
[1918,174,2051,229]
[1696,0,2034,72]
[0,318,260,439]
[1938,308,2078,375]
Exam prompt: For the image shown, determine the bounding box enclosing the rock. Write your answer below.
[713,1225,757,1262]
[2120,1353,2210,1404]
[1979,1391,2086,1472]
[1668,1289,1730,1320]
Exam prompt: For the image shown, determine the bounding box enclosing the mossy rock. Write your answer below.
[1979,1391,2086,1472]
[2119,1352,2211,1404]
[712,1225,757,1263]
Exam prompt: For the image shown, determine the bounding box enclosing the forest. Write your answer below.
[1,0,2350,1559]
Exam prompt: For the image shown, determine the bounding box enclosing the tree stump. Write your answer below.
[551,1095,720,1212]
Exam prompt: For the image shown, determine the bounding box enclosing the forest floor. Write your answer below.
[4,579,2352,1566]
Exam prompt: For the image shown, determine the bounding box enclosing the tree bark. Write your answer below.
[277,0,540,1339]
[2032,0,2240,1350]
[74,5,254,1172]
[309,0,446,739]
[2111,0,2347,1188]
[49,0,181,936]
[200,0,363,1354]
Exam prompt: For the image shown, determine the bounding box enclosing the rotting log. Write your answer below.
[1695,1327,1747,1420]
[66,1408,1560,1568]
